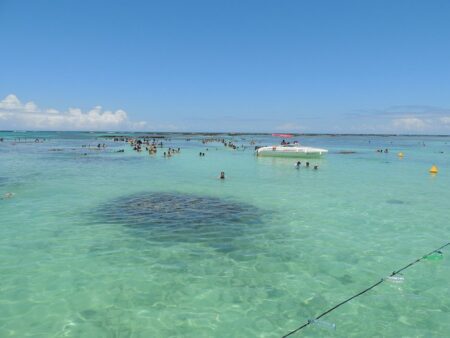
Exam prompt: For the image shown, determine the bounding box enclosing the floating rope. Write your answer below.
[282,242,450,337]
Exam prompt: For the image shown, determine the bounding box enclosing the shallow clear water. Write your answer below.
[1,131,449,337]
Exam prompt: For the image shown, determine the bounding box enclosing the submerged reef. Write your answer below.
[386,199,406,205]
[96,192,262,246]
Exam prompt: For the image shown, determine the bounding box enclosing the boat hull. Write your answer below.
[256,146,328,158]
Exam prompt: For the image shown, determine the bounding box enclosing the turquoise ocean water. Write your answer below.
[1,131,449,337]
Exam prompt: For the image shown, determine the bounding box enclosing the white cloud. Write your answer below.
[439,117,450,125]
[1,94,22,109]
[392,117,427,130]
[0,94,147,131]
[348,105,450,133]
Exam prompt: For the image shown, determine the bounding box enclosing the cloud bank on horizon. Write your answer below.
[350,105,450,134]
[2,94,450,133]
[0,94,146,131]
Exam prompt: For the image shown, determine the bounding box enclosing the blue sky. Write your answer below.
[1,0,450,133]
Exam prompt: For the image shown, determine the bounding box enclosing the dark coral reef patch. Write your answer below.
[96,192,262,246]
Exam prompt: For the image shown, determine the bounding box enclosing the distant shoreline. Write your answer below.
[1,130,450,137]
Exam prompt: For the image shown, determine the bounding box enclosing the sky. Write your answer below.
[1,0,450,133]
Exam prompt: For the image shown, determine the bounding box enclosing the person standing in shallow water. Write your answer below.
[220,171,225,179]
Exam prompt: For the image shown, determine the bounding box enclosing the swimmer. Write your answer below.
[219,171,225,180]
[306,162,310,167]
[313,165,318,170]
[295,161,301,169]
[1,192,15,200]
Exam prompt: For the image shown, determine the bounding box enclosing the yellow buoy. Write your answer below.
[397,152,404,158]
[429,165,439,174]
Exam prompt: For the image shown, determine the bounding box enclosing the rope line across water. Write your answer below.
[282,242,450,337]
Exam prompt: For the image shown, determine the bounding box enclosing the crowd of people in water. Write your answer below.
[295,161,319,170]
[202,137,242,150]
[8,134,438,202]
[81,143,107,149]
[0,135,327,189]
[114,136,252,157]
[120,137,184,157]
[280,139,299,145]
[0,137,46,144]
[163,148,181,157]
[2,135,443,187]
[127,138,164,153]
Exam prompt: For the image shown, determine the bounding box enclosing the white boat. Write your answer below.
[256,144,328,158]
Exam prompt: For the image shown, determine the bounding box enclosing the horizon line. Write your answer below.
[1,130,450,137]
